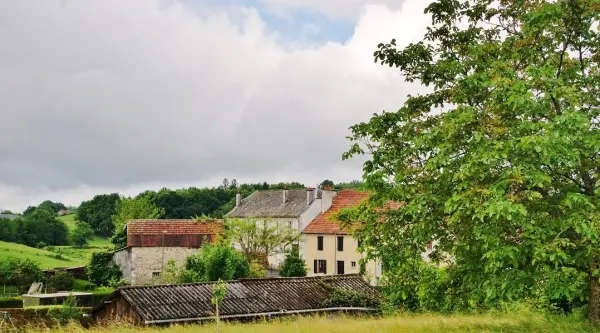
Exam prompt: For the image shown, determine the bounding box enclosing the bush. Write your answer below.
[86,251,121,287]
[320,288,381,309]
[48,293,82,325]
[248,260,267,278]
[0,257,44,294]
[0,296,23,308]
[279,249,307,277]
[183,244,249,282]
[47,271,75,292]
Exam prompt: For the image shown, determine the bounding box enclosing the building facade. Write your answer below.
[224,187,336,271]
[112,219,223,285]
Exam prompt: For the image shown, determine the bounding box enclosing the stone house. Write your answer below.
[112,219,223,285]
[224,187,336,271]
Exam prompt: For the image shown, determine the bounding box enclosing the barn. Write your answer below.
[112,219,223,285]
[92,274,380,325]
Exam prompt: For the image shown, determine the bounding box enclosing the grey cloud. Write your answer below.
[0,0,429,210]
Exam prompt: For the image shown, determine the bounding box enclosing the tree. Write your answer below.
[70,222,94,248]
[212,279,227,331]
[183,244,249,282]
[37,200,66,215]
[47,271,75,291]
[16,209,69,246]
[344,0,600,322]
[76,193,121,237]
[319,180,335,189]
[279,249,307,277]
[226,218,300,264]
[0,218,17,242]
[110,194,164,248]
[0,258,43,293]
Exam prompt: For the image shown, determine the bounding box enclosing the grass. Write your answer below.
[23,312,600,333]
[0,241,85,270]
[50,214,112,261]
[57,214,78,230]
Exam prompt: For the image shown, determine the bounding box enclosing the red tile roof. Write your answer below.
[302,190,370,235]
[127,219,224,236]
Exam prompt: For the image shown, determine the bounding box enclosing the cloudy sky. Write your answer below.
[0,0,430,212]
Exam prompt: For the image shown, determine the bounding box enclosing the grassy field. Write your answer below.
[24,312,600,333]
[0,241,85,270]
[52,214,112,261]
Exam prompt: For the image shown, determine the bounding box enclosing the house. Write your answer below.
[92,274,380,325]
[0,213,19,220]
[57,209,71,216]
[224,187,336,271]
[112,219,223,285]
[302,190,419,286]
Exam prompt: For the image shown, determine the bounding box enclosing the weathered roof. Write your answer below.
[0,213,19,220]
[127,219,224,236]
[303,190,370,234]
[303,190,403,235]
[225,189,312,218]
[93,275,379,324]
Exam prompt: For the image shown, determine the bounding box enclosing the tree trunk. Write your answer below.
[589,264,600,326]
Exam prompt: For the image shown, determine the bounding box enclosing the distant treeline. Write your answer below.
[0,209,69,247]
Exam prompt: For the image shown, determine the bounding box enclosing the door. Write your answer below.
[337,260,345,275]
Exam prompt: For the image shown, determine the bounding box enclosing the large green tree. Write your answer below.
[344,0,600,323]
[76,193,121,237]
[16,209,69,247]
[110,194,165,248]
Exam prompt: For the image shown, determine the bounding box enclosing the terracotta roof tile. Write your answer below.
[302,190,370,235]
[127,219,224,236]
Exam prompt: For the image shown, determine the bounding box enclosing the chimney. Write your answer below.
[235,190,241,207]
[306,188,315,205]
[321,186,336,213]
[283,186,289,204]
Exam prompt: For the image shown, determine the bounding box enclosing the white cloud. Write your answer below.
[0,0,430,212]
[260,0,410,21]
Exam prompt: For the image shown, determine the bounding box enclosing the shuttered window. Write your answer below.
[317,236,324,251]
[314,259,327,274]
[337,236,344,251]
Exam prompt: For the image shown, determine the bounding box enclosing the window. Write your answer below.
[314,259,327,274]
[337,261,345,275]
[317,236,324,251]
[426,242,433,250]
[337,236,344,251]
[351,261,356,268]
[152,272,161,278]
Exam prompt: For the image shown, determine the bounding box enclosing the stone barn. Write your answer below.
[113,219,223,285]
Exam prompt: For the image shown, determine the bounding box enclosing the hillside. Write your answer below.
[0,241,85,269]
[57,214,112,247]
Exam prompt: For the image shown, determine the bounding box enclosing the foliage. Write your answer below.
[70,222,95,248]
[37,200,68,215]
[183,244,249,282]
[343,0,600,321]
[212,278,227,330]
[86,250,121,287]
[225,218,300,263]
[320,288,381,309]
[76,193,121,237]
[0,218,17,243]
[248,260,267,278]
[12,209,69,247]
[279,249,307,277]
[158,259,183,285]
[110,194,164,248]
[47,271,75,292]
[0,257,44,293]
[48,293,82,326]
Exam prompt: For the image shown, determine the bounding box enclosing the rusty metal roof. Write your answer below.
[93,275,379,323]
[127,219,224,235]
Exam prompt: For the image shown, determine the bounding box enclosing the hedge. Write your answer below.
[0,296,22,308]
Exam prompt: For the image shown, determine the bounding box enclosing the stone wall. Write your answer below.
[113,248,132,283]
[130,247,200,285]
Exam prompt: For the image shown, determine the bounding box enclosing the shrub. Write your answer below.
[248,260,267,278]
[48,293,82,325]
[86,251,121,287]
[0,296,23,308]
[184,244,249,282]
[320,288,381,309]
[279,249,307,277]
[0,257,44,294]
[47,271,75,292]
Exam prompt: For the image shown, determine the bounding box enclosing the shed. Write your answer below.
[92,274,380,325]
[22,292,93,308]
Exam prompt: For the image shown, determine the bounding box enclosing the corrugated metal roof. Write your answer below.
[94,275,379,323]
[224,189,312,218]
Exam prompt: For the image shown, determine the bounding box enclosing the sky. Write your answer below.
[0,0,431,212]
